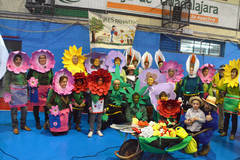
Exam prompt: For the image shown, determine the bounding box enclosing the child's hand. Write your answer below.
[206,112,213,121]
[104,108,107,113]
[80,102,85,107]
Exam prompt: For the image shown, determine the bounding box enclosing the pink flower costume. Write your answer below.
[28,49,55,129]
[160,61,184,84]
[198,64,216,98]
[47,69,74,134]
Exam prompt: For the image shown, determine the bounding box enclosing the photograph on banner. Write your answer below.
[89,11,137,49]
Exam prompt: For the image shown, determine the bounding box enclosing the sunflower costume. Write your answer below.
[62,45,87,75]
[218,59,240,138]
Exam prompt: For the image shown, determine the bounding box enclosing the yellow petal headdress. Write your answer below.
[223,59,240,88]
[62,45,87,75]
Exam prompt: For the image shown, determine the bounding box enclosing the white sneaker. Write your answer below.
[88,131,93,138]
[97,130,103,136]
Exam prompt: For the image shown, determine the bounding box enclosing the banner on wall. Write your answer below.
[89,11,137,49]
[107,0,239,29]
[0,35,9,80]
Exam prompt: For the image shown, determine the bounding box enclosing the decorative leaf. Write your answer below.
[136,111,143,119]
[102,114,109,121]
[91,94,100,104]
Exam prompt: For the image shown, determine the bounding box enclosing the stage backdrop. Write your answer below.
[89,11,137,49]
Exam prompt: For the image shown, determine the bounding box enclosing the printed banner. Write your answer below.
[107,0,239,29]
[89,11,137,49]
[0,35,9,79]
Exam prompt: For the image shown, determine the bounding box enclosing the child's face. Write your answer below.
[72,55,78,65]
[128,70,134,75]
[38,55,47,65]
[192,100,200,110]
[93,58,100,67]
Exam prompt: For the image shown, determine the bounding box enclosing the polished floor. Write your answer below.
[0,110,240,160]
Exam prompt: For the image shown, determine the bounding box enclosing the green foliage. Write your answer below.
[89,17,104,33]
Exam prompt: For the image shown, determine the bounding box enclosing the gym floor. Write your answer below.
[0,110,239,160]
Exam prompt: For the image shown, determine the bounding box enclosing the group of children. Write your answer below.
[1,45,240,157]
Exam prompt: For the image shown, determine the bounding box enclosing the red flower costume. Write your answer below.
[157,100,181,119]
[72,72,88,93]
[87,69,112,96]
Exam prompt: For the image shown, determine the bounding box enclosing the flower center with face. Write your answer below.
[38,55,47,65]
[168,69,175,78]
[93,58,100,67]
[231,68,238,79]
[97,77,104,86]
[14,56,22,67]
[158,61,163,68]
[202,68,209,77]
[133,94,140,104]
[72,55,79,65]
[147,77,154,86]
[59,77,68,89]
[114,58,121,66]
[159,92,168,101]
[189,67,194,76]
[113,79,120,91]
[144,61,149,69]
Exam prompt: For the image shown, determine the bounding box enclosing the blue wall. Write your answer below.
[0,18,239,75]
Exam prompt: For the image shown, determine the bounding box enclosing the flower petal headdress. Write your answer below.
[72,72,88,93]
[52,69,74,95]
[155,49,165,69]
[223,59,240,88]
[160,61,184,83]
[30,49,55,73]
[198,64,216,84]
[87,69,112,96]
[85,52,107,74]
[186,54,200,78]
[141,51,153,69]
[62,45,87,75]
[105,50,126,73]
[7,51,30,74]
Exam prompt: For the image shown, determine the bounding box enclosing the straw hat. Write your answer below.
[189,96,203,106]
[202,95,217,108]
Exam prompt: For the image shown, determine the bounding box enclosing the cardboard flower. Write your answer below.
[28,77,39,88]
[72,72,88,93]
[186,54,200,77]
[7,51,30,74]
[50,105,60,116]
[87,69,112,96]
[105,50,126,73]
[157,100,181,118]
[149,83,176,110]
[62,45,87,75]
[223,59,240,88]
[52,69,74,95]
[138,68,166,89]
[198,64,216,84]
[85,52,107,74]
[30,49,55,73]
[160,61,184,83]
[3,92,12,103]
[155,49,165,69]
[141,51,153,69]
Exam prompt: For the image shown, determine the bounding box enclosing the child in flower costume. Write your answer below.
[102,64,130,129]
[87,69,112,137]
[70,72,88,131]
[178,54,203,111]
[138,69,167,121]
[155,49,165,71]
[197,64,216,98]
[149,83,181,126]
[62,45,87,75]
[46,69,74,135]
[139,51,153,74]
[27,49,55,129]
[219,59,240,140]
[85,52,107,74]
[125,80,148,122]
[105,50,126,82]
[3,51,32,134]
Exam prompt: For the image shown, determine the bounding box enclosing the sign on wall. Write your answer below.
[107,0,239,29]
[89,11,137,49]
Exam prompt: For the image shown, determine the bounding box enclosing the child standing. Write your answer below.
[87,69,112,137]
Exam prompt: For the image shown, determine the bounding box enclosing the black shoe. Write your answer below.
[36,122,41,129]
